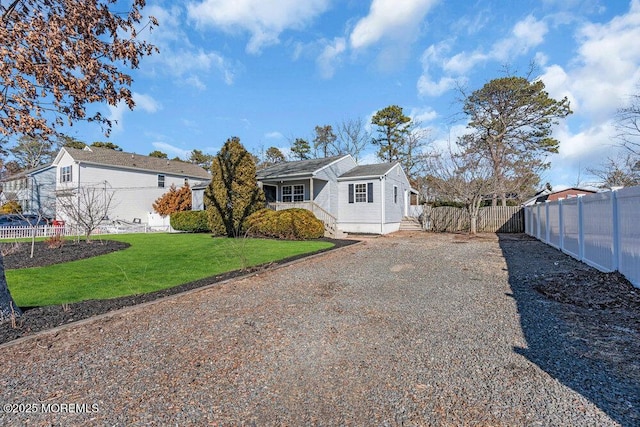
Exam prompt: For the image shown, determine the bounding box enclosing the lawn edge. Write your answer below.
[0,239,363,350]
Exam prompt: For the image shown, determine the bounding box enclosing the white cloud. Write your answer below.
[442,15,548,75]
[132,93,161,113]
[409,107,438,123]
[350,0,438,50]
[417,74,457,97]
[537,0,640,170]
[567,3,640,118]
[185,76,206,91]
[554,121,618,159]
[144,4,237,88]
[316,38,347,79]
[151,142,192,159]
[538,65,577,111]
[265,131,284,140]
[107,93,160,132]
[107,103,126,132]
[417,42,460,96]
[187,0,331,54]
[416,14,548,97]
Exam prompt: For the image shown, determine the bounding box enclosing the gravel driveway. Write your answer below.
[0,233,636,426]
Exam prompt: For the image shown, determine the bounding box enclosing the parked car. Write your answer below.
[0,214,50,227]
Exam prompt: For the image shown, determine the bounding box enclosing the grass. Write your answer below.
[6,233,334,307]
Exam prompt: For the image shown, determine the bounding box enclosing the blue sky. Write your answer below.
[65,0,640,190]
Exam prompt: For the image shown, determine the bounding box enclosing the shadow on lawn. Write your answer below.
[498,234,640,426]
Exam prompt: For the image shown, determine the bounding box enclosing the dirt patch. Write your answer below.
[0,237,357,345]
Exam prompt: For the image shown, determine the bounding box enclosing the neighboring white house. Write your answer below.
[0,163,58,217]
[6,146,212,225]
[192,154,418,235]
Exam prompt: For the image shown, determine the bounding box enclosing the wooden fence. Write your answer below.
[423,205,524,233]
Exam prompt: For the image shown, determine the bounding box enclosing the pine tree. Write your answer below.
[313,125,337,157]
[371,105,411,162]
[290,138,311,160]
[205,137,265,237]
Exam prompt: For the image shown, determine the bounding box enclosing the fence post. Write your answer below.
[558,199,564,250]
[611,190,619,271]
[578,195,584,261]
[545,201,550,244]
[535,204,540,239]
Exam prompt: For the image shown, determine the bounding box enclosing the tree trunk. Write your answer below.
[470,214,478,235]
[0,255,22,321]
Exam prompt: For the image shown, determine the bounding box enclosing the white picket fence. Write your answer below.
[0,222,169,240]
[525,186,640,287]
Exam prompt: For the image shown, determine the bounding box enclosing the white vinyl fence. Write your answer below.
[525,186,640,287]
[0,222,168,240]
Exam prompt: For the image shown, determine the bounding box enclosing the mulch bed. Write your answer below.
[0,237,357,345]
[534,269,640,310]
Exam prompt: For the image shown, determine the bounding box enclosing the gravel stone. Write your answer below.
[0,232,637,426]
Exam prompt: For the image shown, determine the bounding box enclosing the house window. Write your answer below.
[282,184,304,202]
[348,182,373,203]
[158,174,165,188]
[355,183,367,203]
[394,186,398,204]
[60,166,72,183]
[184,178,189,186]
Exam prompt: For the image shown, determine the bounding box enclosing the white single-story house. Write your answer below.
[192,154,419,235]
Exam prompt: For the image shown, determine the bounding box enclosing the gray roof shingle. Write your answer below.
[256,155,347,180]
[338,162,397,179]
[64,147,211,179]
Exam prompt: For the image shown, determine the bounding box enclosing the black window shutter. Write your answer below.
[348,184,354,203]
[367,182,374,203]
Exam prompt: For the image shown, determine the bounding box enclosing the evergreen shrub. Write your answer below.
[170,211,210,233]
[245,208,324,240]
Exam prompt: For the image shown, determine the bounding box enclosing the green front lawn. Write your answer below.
[6,233,333,307]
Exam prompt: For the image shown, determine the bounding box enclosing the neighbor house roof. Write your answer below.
[0,163,56,182]
[337,162,398,180]
[59,146,211,179]
[523,187,598,205]
[256,155,349,180]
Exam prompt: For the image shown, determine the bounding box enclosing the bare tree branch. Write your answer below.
[57,185,115,242]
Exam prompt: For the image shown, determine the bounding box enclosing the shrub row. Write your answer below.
[171,208,325,240]
[245,208,325,240]
[170,210,210,233]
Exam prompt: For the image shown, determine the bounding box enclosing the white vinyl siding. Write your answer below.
[55,162,207,224]
[347,182,373,203]
[312,155,357,217]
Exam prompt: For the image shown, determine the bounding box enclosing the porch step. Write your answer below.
[324,228,348,239]
[399,217,423,231]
